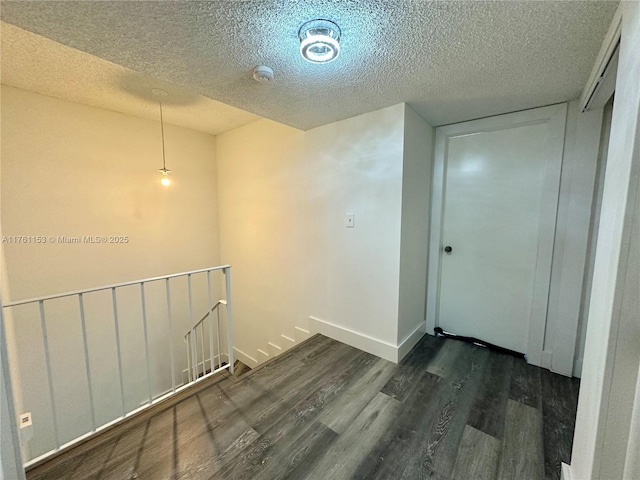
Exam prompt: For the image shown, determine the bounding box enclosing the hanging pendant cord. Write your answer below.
[159,100,167,170]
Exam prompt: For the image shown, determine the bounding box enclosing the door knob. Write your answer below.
[444,246,453,253]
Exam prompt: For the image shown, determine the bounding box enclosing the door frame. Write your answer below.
[425,103,568,367]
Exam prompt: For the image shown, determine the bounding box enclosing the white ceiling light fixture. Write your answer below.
[299,19,341,64]
[152,88,172,186]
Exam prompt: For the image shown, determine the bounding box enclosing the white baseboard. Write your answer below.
[257,349,270,361]
[397,323,427,362]
[281,334,296,348]
[294,326,310,342]
[233,347,258,368]
[309,316,401,363]
[267,342,282,358]
[561,462,571,480]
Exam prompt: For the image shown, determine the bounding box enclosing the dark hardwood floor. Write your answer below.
[27,334,580,480]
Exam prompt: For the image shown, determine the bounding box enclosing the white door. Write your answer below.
[427,104,567,361]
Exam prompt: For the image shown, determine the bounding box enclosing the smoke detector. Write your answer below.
[253,66,274,83]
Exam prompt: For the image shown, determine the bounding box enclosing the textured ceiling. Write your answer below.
[0,22,260,135]
[1,1,618,130]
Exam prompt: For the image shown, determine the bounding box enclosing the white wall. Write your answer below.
[543,100,603,377]
[1,86,221,297]
[1,85,222,461]
[624,357,640,478]
[397,106,433,353]
[215,118,307,363]
[1,294,26,480]
[0,119,25,478]
[311,105,406,358]
[1,349,25,480]
[569,2,640,478]
[217,104,427,363]
[574,99,613,378]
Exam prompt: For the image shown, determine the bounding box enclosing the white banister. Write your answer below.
[184,299,228,377]
[3,265,231,308]
[1,265,235,469]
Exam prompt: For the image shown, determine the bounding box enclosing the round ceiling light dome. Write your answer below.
[299,19,341,64]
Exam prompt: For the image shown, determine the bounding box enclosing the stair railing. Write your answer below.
[184,300,227,381]
[1,264,234,468]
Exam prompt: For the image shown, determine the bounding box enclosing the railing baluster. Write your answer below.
[191,328,198,380]
[207,270,215,372]
[111,288,126,416]
[78,294,96,431]
[185,333,191,382]
[3,265,234,470]
[39,301,60,450]
[216,308,221,369]
[140,283,152,404]
[224,267,235,374]
[188,274,197,380]
[166,279,176,393]
[200,322,205,373]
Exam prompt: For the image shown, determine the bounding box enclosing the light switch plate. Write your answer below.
[346,213,355,228]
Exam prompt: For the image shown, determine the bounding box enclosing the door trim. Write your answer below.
[425,103,568,367]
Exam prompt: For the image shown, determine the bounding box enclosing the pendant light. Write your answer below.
[152,88,171,186]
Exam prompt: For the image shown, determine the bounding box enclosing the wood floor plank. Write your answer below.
[248,349,377,434]
[268,334,334,368]
[173,396,260,480]
[467,352,513,439]
[540,369,580,480]
[298,336,348,365]
[27,335,580,480]
[318,357,396,434]
[497,399,545,480]
[301,392,402,480]
[140,389,252,478]
[350,371,442,480]
[425,338,468,378]
[215,341,359,434]
[451,425,501,480]
[380,333,444,402]
[216,350,382,480]
[259,422,338,480]
[43,380,258,480]
[38,412,160,480]
[204,421,337,480]
[27,447,90,480]
[352,341,489,480]
[398,343,490,480]
[510,357,542,409]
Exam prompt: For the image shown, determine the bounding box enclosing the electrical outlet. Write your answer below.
[19,412,32,428]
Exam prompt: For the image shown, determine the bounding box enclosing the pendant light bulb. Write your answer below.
[159,169,171,186]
